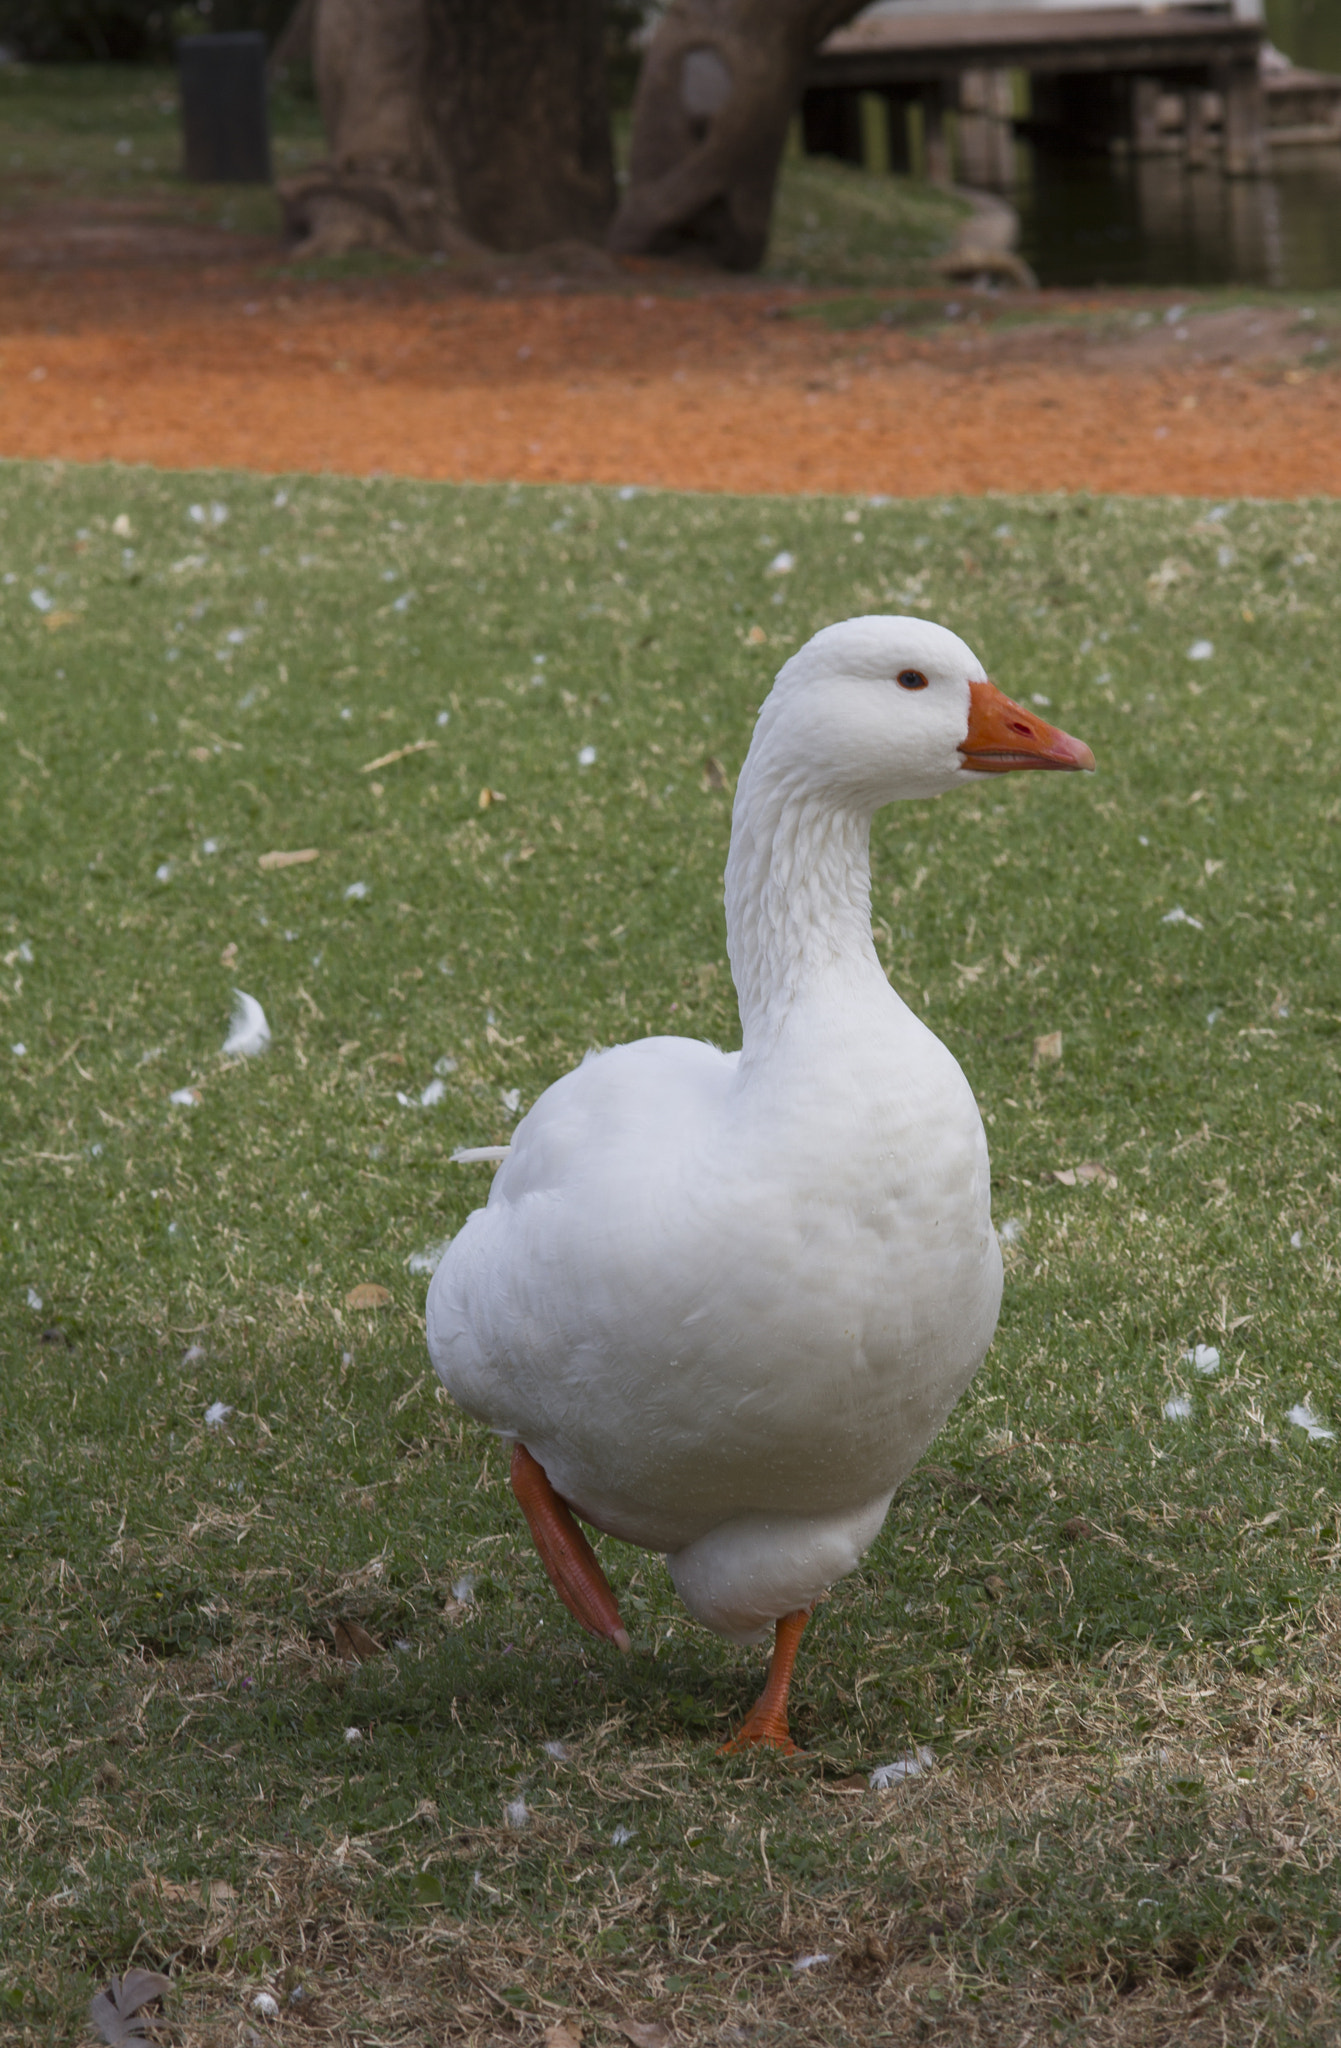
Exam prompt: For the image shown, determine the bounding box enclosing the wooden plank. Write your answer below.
[813,8,1261,88]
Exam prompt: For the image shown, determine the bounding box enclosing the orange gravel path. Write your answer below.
[2,272,1339,498]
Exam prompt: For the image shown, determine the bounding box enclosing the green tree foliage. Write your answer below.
[0,1,295,63]
[0,0,649,72]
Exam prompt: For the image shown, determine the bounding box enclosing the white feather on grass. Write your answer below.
[452,1145,511,1164]
[1288,1402,1334,1443]
[406,1239,451,1275]
[223,989,271,1058]
[870,1746,935,1790]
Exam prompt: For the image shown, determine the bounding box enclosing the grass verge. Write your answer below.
[0,60,323,242]
[764,156,968,291]
[2,464,1340,2044]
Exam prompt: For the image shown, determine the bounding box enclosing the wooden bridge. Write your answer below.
[806,6,1269,183]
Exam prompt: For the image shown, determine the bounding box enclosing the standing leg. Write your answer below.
[720,1608,811,1755]
[510,1443,631,1651]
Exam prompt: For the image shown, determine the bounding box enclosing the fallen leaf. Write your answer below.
[258,848,319,871]
[701,755,730,792]
[331,1618,384,1663]
[844,1933,890,1976]
[127,1875,236,1911]
[360,739,436,774]
[745,623,767,645]
[1052,1162,1117,1189]
[188,745,212,762]
[983,1573,1009,1601]
[820,1772,870,1794]
[1032,1030,1063,1065]
[615,2021,673,2048]
[89,1971,171,2046]
[345,1283,393,1310]
[219,942,238,968]
[543,2025,584,2048]
[1147,556,1191,597]
[478,787,506,809]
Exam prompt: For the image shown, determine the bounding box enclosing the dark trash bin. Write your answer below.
[178,32,272,185]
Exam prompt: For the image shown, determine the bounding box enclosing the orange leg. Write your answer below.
[720,1608,811,1755]
[509,1443,631,1652]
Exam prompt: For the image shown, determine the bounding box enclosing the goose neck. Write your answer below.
[724,755,884,1053]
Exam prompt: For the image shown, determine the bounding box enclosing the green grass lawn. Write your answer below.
[2,463,1340,2046]
[764,153,967,290]
[0,60,324,241]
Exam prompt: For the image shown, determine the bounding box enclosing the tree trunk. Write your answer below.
[610,0,867,271]
[427,0,615,252]
[280,0,615,262]
[281,0,470,260]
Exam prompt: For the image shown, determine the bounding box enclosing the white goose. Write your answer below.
[428,617,1093,1750]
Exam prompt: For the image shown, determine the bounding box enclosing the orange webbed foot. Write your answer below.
[510,1442,631,1652]
[718,1607,810,1756]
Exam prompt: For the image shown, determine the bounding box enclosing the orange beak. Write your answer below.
[958,679,1096,775]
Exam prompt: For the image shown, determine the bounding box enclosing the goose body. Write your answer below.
[427,617,1092,1731]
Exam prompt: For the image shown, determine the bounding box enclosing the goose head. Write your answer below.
[756,615,1094,807]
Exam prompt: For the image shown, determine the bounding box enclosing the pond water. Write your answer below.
[1007,0,1341,288]
[1014,144,1341,291]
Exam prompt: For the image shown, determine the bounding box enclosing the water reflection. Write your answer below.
[1011,0,1341,287]
[1014,143,1341,289]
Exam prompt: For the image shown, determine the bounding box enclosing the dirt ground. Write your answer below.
[1,201,1338,499]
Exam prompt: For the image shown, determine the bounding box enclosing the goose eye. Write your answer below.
[897,669,929,691]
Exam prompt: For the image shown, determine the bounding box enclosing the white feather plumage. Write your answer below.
[223,989,271,1058]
